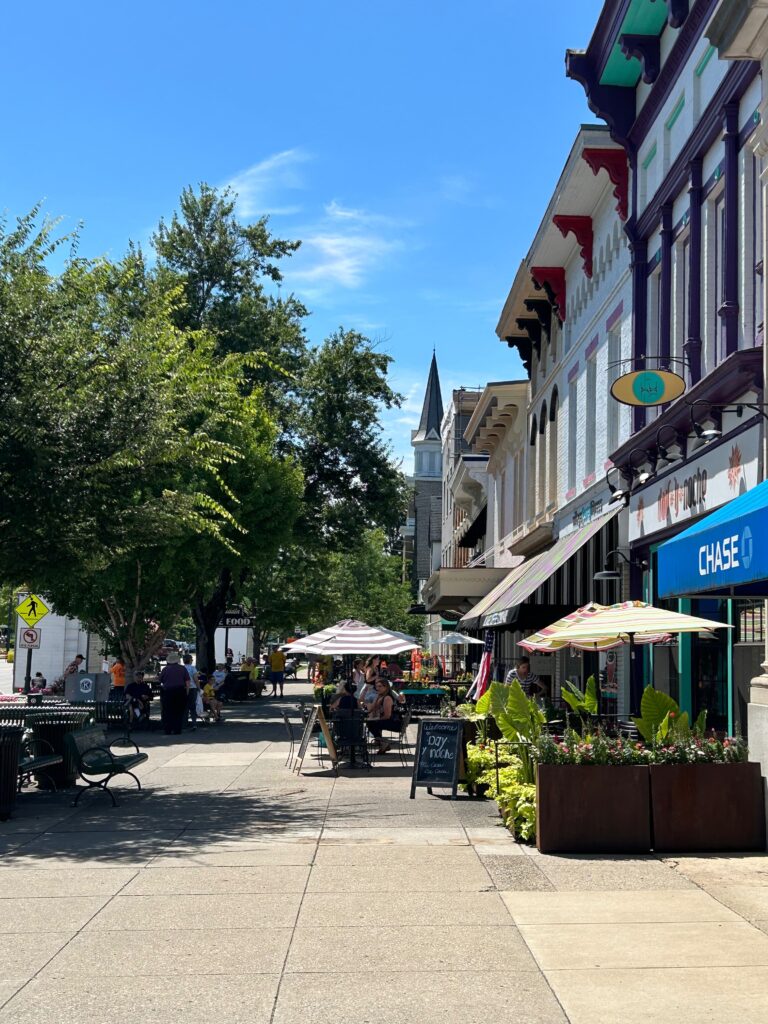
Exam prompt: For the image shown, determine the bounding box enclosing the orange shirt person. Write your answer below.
[110,657,126,690]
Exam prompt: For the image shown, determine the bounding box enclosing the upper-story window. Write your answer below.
[538,403,547,514]
[607,327,621,456]
[567,381,577,493]
[527,417,537,522]
[548,391,558,509]
[672,231,689,377]
[585,356,597,479]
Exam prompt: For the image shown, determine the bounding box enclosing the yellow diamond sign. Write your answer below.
[15,594,50,628]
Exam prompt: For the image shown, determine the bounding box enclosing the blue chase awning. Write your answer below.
[657,477,768,599]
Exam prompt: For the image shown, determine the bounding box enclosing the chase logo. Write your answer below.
[742,526,753,569]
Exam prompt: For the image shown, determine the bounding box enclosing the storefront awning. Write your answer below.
[421,567,509,615]
[657,477,768,599]
[458,557,531,630]
[467,506,622,629]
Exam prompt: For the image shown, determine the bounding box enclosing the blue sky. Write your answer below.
[2,0,603,467]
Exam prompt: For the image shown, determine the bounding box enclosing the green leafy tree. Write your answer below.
[0,211,301,675]
[151,186,408,660]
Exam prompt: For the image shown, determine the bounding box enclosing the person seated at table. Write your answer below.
[201,675,224,723]
[125,672,153,724]
[330,681,358,713]
[365,678,400,754]
[212,663,228,699]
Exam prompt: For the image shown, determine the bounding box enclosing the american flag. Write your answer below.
[466,631,494,701]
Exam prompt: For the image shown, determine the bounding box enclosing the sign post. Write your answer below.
[410,718,465,799]
[14,595,50,694]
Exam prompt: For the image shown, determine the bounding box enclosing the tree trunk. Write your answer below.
[193,569,232,673]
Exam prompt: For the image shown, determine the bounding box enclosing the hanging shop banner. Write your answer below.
[611,369,686,406]
[628,425,760,544]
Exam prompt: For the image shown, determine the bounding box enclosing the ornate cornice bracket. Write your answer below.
[552,215,594,278]
[515,317,543,357]
[531,267,567,323]
[582,147,629,220]
[522,298,553,339]
[504,336,533,377]
[565,51,635,149]
[619,33,661,84]
[660,0,689,30]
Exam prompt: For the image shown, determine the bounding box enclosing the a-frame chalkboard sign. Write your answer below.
[410,718,464,799]
[294,704,338,775]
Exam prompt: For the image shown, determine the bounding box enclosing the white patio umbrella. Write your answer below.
[282,619,420,656]
[439,632,485,646]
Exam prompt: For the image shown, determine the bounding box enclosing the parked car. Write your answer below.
[158,639,179,661]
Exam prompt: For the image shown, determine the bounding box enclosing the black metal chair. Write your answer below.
[331,710,371,770]
[281,709,297,768]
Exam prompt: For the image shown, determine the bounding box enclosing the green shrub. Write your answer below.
[462,741,517,790]
[478,764,536,842]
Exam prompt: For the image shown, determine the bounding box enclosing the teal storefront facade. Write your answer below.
[629,423,762,735]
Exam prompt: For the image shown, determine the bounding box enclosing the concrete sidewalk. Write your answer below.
[1,684,768,1022]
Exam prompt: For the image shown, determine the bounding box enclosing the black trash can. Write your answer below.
[0,725,24,820]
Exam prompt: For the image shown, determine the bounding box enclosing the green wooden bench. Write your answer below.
[64,724,148,807]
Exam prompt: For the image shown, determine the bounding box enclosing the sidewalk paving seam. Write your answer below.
[0,869,141,1014]
[268,758,336,1024]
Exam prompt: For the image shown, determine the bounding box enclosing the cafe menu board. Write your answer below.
[410,718,464,799]
[294,705,338,775]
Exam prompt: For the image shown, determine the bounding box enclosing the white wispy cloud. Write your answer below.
[224,149,311,217]
[324,199,412,229]
[439,174,473,203]
[291,232,400,289]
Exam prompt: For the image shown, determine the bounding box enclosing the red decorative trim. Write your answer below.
[565,487,577,501]
[530,266,567,322]
[606,301,624,332]
[582,148,629,221]
[553,215,593,278]
[567,361,580,383]
[585,335,599,359]
[604,459,614,471]
[582,472,597,488]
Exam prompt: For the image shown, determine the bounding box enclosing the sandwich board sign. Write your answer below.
[410,718,464,799]
[294,705,337,774]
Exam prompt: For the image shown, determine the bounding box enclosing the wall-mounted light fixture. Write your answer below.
[594,548,648,583]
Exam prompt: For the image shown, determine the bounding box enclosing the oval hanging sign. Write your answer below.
[610,369,686,407]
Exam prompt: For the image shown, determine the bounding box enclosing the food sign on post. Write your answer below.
[410,718,464,799]
[13,595,50,693]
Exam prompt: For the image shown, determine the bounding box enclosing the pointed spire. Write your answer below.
[412,351,444,442]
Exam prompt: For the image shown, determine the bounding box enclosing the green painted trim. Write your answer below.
[599,0,669,87]
[695,44,716,78]
[678,598,692,717]
[665,94,685,131]
[641,142,657,170]
[727,600,734,736]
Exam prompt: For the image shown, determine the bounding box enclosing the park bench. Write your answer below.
[17,736,63,792]
[64,724,148,807]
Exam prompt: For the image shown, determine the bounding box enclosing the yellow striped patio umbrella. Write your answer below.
[519,601,729,653]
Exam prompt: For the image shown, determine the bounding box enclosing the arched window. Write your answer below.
[527,416,537,522]
[538,402,547,515]
[548,389,559,509]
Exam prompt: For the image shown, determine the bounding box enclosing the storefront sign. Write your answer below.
[629,425,760,544]
[611,369,686,406]
[657,479,768,598]
[571,499,604,530]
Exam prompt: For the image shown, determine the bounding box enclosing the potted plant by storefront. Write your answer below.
[634,688,764,852]
[535,731,652,854]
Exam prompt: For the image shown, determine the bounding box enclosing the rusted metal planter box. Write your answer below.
[650,762,765,852]
[536,764,652,854]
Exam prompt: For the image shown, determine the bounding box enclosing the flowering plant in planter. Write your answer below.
[536,729,748,766]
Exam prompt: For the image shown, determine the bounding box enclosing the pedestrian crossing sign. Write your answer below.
[15,594,50,627]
